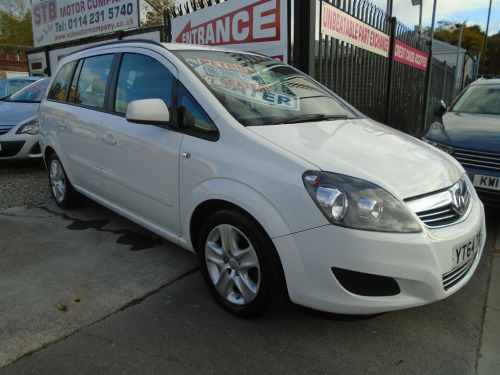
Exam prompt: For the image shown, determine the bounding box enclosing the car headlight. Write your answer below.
[303,171,422,233]
[15,118,39,135]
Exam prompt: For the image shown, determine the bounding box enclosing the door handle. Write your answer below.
[101,134,118,145]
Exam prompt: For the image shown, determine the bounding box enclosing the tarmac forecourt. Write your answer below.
[0,201,498,374]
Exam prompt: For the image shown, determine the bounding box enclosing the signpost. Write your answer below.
[171,0,288,62]
[321,2,390,58]
[31,0,140,48]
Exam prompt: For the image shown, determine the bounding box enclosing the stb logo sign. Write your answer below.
[33,0,58,25]
[172,0,288,62]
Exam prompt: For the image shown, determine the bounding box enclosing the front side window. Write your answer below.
[178,83,218,139]
[47,61,76,101]
[173,50,358,126]
[114,53,174,114]
[73,54,113,109]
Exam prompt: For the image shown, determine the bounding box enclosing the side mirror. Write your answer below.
[126,98,170,125]
[434,100,447,117]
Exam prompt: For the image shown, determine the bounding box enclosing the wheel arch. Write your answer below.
[42,145,56,169]
[184,179,293,254]
[190,200,264,254]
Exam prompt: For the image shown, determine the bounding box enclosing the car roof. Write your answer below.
[60,39,262,62]
[470,78,500,87]
[0,77,41,83]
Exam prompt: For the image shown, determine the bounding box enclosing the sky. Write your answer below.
[7,0,499,37]
[370,0,500,36]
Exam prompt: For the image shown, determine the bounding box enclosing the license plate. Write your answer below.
[473,174,500,191]
[452,231,481,269]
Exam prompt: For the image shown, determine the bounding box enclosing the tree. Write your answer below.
[0,0,33,60]
[142,0,176,27]
[433,21,484,60]
[430,21,494,79]
[142,0,215,27]
[484,32,500,77]
[0,0,33,47]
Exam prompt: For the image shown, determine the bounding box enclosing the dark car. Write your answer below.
[423,79,500,206]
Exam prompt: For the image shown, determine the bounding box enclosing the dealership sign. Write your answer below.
[394,40,428,71]
[321,2,389,57]
[31,0,139,47]
[172,0,288,62]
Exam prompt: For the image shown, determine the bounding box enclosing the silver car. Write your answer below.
[0,78,50,162]
[0,77,42,101]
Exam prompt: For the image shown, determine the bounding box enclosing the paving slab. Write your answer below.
[0,200,198,367]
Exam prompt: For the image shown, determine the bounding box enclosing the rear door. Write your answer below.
[42,54,114,197]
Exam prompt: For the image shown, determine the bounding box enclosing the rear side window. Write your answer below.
[73,54,114,109]
[114,53,174,114]
[47,61,76,101]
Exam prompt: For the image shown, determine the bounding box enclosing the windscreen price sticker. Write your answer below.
[32,0,139,47]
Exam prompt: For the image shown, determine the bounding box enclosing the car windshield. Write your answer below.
[0,78,39,100]
[451,84,500,115]
[173,50,358,126]
[7,78,50,103]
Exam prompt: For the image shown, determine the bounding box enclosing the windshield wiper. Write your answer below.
[272,114,351,125]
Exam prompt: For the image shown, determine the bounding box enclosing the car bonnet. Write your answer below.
[0,101,39,126]
[435,112,500,151]
[247,118,464,200]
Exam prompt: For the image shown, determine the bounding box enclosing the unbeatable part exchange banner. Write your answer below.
[321,2,389,58]
[171,0,288,62]
[31,0,139,47]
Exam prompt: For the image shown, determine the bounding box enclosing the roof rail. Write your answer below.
[65,39,166,57]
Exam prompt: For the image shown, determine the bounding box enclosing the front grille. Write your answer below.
[406,179,471,228]
[442,251,479,290]
[0,141,25,157]
[414,204,461,227]
[475,187,500,207]
[0,129,10,136]
[454,147,500,172]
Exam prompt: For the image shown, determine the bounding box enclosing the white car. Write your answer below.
[39,41,486,317]
[0,78,50,161]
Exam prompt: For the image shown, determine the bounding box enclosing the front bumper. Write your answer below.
[273,198,486,315]
[0,133,41,161]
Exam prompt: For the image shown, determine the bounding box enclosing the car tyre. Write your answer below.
[198,210,288,318]
[48,153,82,209]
